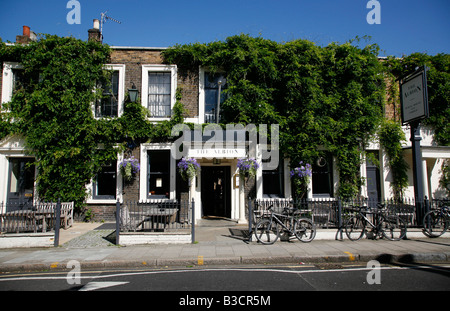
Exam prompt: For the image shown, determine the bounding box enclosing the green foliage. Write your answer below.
[163,34,386,197]
[378,120,409,198]
[384,53,450,145]
[1,35,113,211]
[1,33,446,205]
[0,35,185,212]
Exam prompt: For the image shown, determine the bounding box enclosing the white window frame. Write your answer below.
[1,62,23,109]
[93,64,125,119]
[139,143,176,202]
[87,151,124,204]
[141,64,177,121]
[198,67,227,124]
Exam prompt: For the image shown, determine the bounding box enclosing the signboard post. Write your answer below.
[399,66,429,221]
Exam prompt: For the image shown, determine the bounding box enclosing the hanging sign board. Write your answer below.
[400,67,429,125]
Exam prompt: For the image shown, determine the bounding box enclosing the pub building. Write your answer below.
[0,22,448,226]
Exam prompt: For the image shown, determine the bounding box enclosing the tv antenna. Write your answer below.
[100,11,122,36]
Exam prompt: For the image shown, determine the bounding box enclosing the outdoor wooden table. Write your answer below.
[135,207,178,230]
[33,209,55,232]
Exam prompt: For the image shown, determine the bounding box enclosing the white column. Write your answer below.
[422,159,429,199]
[238,175,247,224]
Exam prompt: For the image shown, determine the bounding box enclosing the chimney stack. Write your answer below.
[88,19,102,42]
[16,25,32,44]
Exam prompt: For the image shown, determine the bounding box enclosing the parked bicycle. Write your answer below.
[344,204,407,241]
[422,200,449,238]
[254,205,316,245]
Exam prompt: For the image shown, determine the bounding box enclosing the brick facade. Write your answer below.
[109,48,199,119]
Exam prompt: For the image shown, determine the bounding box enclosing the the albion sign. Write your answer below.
[188,148,246,159]
[171,123,280,170]
[400,66,429,125]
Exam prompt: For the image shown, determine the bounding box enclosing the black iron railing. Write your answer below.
[253,197,448,229]
[118,200,192,233]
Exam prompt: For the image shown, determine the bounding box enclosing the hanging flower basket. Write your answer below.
[237,158,259,178]
[120,156,140,182]
[290,161,312,199]
[178,157,200,182]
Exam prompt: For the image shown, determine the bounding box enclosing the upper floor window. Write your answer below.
[94,64,125,119]
[2,62,23,107]
[199,68,228,124]
[96,71,119,118]
[141,65,177,121]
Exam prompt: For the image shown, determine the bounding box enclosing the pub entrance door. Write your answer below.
[201,166,231,218]
[7,158,35,211]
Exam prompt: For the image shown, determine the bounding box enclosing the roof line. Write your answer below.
[110,46,168,50]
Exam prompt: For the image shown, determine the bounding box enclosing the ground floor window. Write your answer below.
[148,150,170,199]
[263,158,284,198]
[312,153,333,198]
[93,160,117,200]
[7,157,35,205]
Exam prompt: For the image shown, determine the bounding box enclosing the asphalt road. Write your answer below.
[0,262,449,294]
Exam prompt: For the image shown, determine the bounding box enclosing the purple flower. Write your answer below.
[237,158,259,177]
[290,161,312,179]
[178,157,200,181]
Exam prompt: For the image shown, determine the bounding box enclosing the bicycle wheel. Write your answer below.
[254,219,280,245]
[344,215,366,241]
[381,216,407,241]
[423,210,448,238]
[294,218,316,242]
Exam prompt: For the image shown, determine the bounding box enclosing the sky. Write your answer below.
[0,0,449,57]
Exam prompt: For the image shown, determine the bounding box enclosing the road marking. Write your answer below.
[344,251,356,261]
[79,281,129,291]
[3,264,449,282]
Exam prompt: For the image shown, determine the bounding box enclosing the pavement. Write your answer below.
[0,220,449,272]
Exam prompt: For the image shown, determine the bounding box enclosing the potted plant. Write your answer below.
[120,156,140,182]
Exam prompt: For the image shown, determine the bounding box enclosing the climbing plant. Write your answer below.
[163,34,386,198]
[384,53,450,146]
[0,35,185,212]
[378,120,409,199]
[0,33,447,208]
[0,35,114,211]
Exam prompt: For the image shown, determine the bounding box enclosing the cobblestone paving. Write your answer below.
[62,229,116,248]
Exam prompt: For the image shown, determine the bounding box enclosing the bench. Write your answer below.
[35,202,74,230]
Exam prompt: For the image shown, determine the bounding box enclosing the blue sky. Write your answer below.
[0,0,449,57]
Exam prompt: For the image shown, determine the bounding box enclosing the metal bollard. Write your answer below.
[115,200,120,245]
[191,198,195,244]
[54,199,61,247]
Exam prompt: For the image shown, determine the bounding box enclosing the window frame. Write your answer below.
[93,64,125,119]
[141,65,177,121]
[1,62,23,109]
[139,143,176,202]
[87,152,123,204]
[92,160,118,200]
[199,67,228,124]
[311,153,335,198]
[262,158,285,198]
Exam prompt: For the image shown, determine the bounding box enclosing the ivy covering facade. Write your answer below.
[0,33,448,212]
